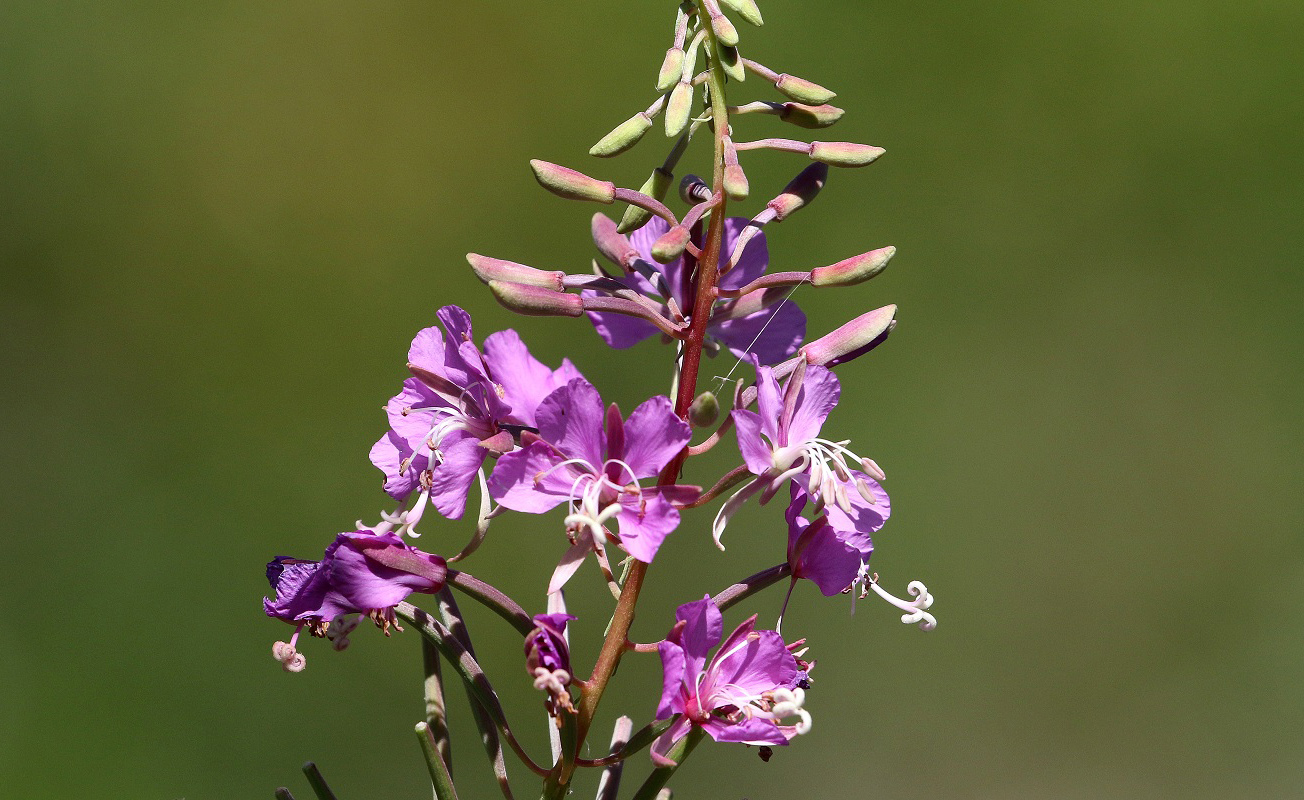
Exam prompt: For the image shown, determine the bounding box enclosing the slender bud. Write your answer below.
[618,167,673,233]
[719,44,746,83]
[720,0,764,26]
[530,160,615,203]
[711,13,740,47]
[779,102,844,129]
[657,48,685,93]
[466,254,565,290]
[591,213,637,268]
[688,392,720,428]
[652,225,691,264]
[810,141,885,168]
[590,112,653,158]
[810,246,896,287]
[665,82,694,137]
[802,305,897,367]
[488,281,584,317]
[775,74,836,104]
[768,163,829,221]
[722,138,749,200]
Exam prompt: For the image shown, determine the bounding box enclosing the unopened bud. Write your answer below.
[779,103,844,129]
[711,13,740,46]
[719,44,746,83]
[591,214,637,268]
[652,225,691,264]
[525,613,574,680]
[665,82,694,137]
[618,167,673,234]
[488,281,584,318]
[768,163,829,221]
[688,392,720,428]
[467,253,564,290]
[720,0,764,26]
[810,246,895,287]
[775,74,836,105]
[810,141,885,168]
[590,112,653,158]
[657,48,685,93]
[802,305,897,367]
[723,139,748,200]
[530,159,615,203]
[680,174,712,203]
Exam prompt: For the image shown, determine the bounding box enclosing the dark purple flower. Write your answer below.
[369,306,582,529]
[263,531,447,670]
[525,613,577,713]
[652,595,810,765]
[585,215,805,364]
[488,379,698,566]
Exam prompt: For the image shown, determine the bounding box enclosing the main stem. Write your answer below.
[566,5,732,781]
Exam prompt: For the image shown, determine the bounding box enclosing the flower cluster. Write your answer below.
[261,3,935,798]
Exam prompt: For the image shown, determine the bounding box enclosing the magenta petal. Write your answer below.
[754,364,784,445]
[732,410,775,475]
[672,595,723,677]
[326,532,444,609]
[784,366,840,446]
[712,300,805,365]
[656,640,687,719]
[427,431,489,519]
[370,431,424,501]
[711,630,799,700]
[620,396,692,478]
[535,380,608,469]
[407,325,449,374]
[822,471,890,551]
[718,218,770,291]
[795,527,863,596]
[584,304,660,350]
[386,380,444,442]
[702,716,791,746]
[483,329,571,428]
[487,443,570,514]
[650,716,694,766]
[614,490,681,564]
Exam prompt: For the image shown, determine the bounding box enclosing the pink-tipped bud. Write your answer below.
[652,225,691,264]
[680,174,712,203]
[591,213,637,268]
[657,48,685,93]
[467,253,564,290]
[775,74,836,104]
[619,167,673,234]
[590,112,653,158]
[665,82,694,137]
[723,138,748,200]
[810,246,896,287]
[529,159,615,203]
[488,280,584,317]
[810,141,885,168]
[712,13,740,46]
[802,305,897,367]
[768,163,829,221]
[779,103,845,129]
[720,0,764,26]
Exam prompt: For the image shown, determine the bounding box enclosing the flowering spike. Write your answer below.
[720,0,764,26]
[466,253,565,290]
[809,246,896,287]
[488,280,584,317]
[530,159,616,203]
[591,112,654,158]
[769,163,829,221]
[802,304,897,366]
[809,141,885,168]
[665,81,694,137]
[775,73,836,104]
[779,102,844,129]
[618,167,674,234]
[657,48,685,93]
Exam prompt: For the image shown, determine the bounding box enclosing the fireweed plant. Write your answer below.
[262,3,936,798]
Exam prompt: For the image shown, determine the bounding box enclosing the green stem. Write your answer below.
[416,722,461,800]
[628,729,705,800]
[301,762,338,800]
[423,637,452,787]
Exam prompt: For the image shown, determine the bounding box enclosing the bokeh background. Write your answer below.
[3,1,1301,798]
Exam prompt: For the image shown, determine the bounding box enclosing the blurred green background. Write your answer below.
[3,1,1301,798]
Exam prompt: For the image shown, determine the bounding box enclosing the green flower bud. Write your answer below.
[775,73,836,104]
[529,160,616,203]
[779,102,845,129]
[810,246,895,287]
[810,141,885,168]
[466,253,565,290]
[618,167,673,234]
[651,225,691,264]
[589,112,653,158]
[711,14,740,46]
[657,48,685,93]
[688,392,720,428]
[488,281,584,317]
[719,44,746,82]
[665,82,694,137]
[720,0,763,26]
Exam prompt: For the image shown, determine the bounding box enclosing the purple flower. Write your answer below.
[525,613,576,713]
[370,306,582,528]
[263,531,447,670]
[488,379,698,566]
[784,489,872,597]
[652,596,810,766]
[586,215,805,364]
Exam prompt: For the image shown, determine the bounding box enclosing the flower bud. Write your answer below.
[810,246,895,287]
[810,141,885,168]
[466,253,564,290]
[688,392,720,428]
[488,281,584,317]
[665,82,694,137]
[719,44,746,83]
[775,74,836,105]
[590,112,653,158]
[720,0,764,26]
[680,174,712,203]
[529,159,615,203]
[802,305,897,367]
[723,138,749,200]
[768,163,829,221]
[652,225,691,264]
[779,102,844,129]
[618,167,674,234]
[525,613,574,679]
[711,13,740,46]
[591,213,637,268]
[657,48,685,93]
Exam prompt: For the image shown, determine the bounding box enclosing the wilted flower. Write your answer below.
[525,613,576,713]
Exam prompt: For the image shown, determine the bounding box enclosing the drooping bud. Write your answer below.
[618,167,673,234]
[665,81,694,137]
[657,48,685,93]
[802,305,897,367]
[590,112,653,158]
[810,141,885,168]
[652,225,691,264]
[591,213,638,268]
[720,0,764,26]
[723,138,749,200]
[810,246,896,287]
[488,280,584,317]
[768,163,829,221]
[529,160,615,203]
[775,74,836,104]
[466,253,565,290]
[779,102,845,129]
[688,392,720,428]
